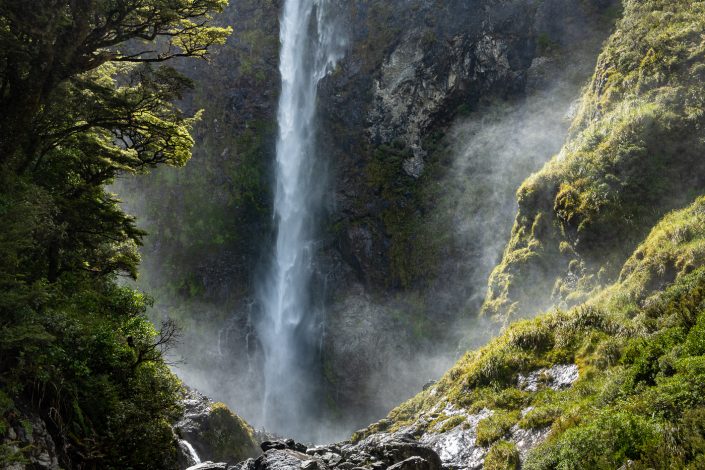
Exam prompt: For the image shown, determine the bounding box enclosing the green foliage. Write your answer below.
[484,0,705,321]
[435,415,466,433]
[525,412,659,470]
[484,441,520,470]
[519,406,562,430]
[0,1,233,468]
[361,194,705,469]
[476,411,520,447]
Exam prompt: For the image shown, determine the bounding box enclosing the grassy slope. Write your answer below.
[483,0,705,321]
[361,195,705,470]
[358,1,705,468]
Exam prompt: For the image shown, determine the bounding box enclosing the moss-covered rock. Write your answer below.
[200,402,260,463]
[360,194,705,467]
[176,389,260,465]
[484,0,705,321]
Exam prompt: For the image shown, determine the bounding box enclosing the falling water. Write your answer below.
[257,0,344,438]
[178,440,201,466]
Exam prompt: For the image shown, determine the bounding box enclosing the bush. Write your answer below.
[484,440,520,470]
[476,411,520,447]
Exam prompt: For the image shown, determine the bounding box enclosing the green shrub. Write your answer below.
[476,411,520,447]
[525,412,659,470]
[484,440,520,470]
[519,406,563,430]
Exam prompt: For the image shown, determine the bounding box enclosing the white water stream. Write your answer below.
[257,0,344,437]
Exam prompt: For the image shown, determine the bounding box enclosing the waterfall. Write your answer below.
[179,440,201,466]
[257,0,344,438]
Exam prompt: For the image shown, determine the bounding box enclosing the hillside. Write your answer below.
[355,1,705,468]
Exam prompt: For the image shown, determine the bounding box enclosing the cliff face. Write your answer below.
[117,0,618,434]
[315,0,618,431]
[354,2,705,468]
[483,0,705,322]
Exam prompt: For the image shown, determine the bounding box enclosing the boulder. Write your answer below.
[387,457,433,470]
[175,389,260,465]
[186,462,228,470]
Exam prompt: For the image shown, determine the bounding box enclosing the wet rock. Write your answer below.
[232,459,257,470]
[387,457,432,470]
[320,452,343,466]
[175,388,260,465]
[509,424,551,460]
[254,449,313,470]
[518,364,579,392]
[262,439,308,453]
[345,434,442,470]
[262,441,289,452]
[336,462,356,470]
[1,411,60,470]
[178,439,202,468]
[420,407,493,470]
[301,459,326,470]
[186,463,228,470]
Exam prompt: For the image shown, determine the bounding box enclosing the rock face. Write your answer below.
[1,410,60,470]
[314,0,618,434]
[175,389,261,468]
[226,436,442,470]
[324,0,614,285]
[517,364,580,392]
[117,0,619,440]
[354,364,579,470]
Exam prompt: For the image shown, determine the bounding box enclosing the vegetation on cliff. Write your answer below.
[484,0,705,321]
[361,1,705,468]
[364,192,705,469]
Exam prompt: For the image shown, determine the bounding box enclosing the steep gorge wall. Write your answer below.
[117,0,619,435]
[315,0,619,431]
[483,0,705,322]
[352,3,705,468]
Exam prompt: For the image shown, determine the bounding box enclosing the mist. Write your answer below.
[112,1,610,444]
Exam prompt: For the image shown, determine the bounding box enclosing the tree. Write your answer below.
[0,0,231,169]
[0,1,232,467]
[0,0,231,283]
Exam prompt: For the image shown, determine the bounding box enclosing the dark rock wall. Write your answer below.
[117,0,619,437]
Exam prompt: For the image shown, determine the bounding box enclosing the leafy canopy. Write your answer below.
[0,0,232,467]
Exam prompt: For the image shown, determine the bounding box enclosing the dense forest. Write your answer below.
[2,0,705,469]
[0,1,247,467]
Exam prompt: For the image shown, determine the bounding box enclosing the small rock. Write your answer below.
[320,452,343,466]
[295,443,308,453]
[262,441,289,452]
[388,457,431,470]
[301,459,321,470]
[187,462,228,470]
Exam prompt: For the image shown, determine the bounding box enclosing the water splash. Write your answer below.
[179,439,201,466]
[257,0,344,438]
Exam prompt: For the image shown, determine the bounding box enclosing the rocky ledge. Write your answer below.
[186,363,580,470]
[189,434,443,470]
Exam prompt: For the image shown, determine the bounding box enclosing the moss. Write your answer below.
[435,415,466,433]
[536,33,557,55]
[362,144,444,289]
[519,406,563,430]
[483,0,705,322]
[484,440,520,470]
[201,402,260,463]
[476,411,520,447]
